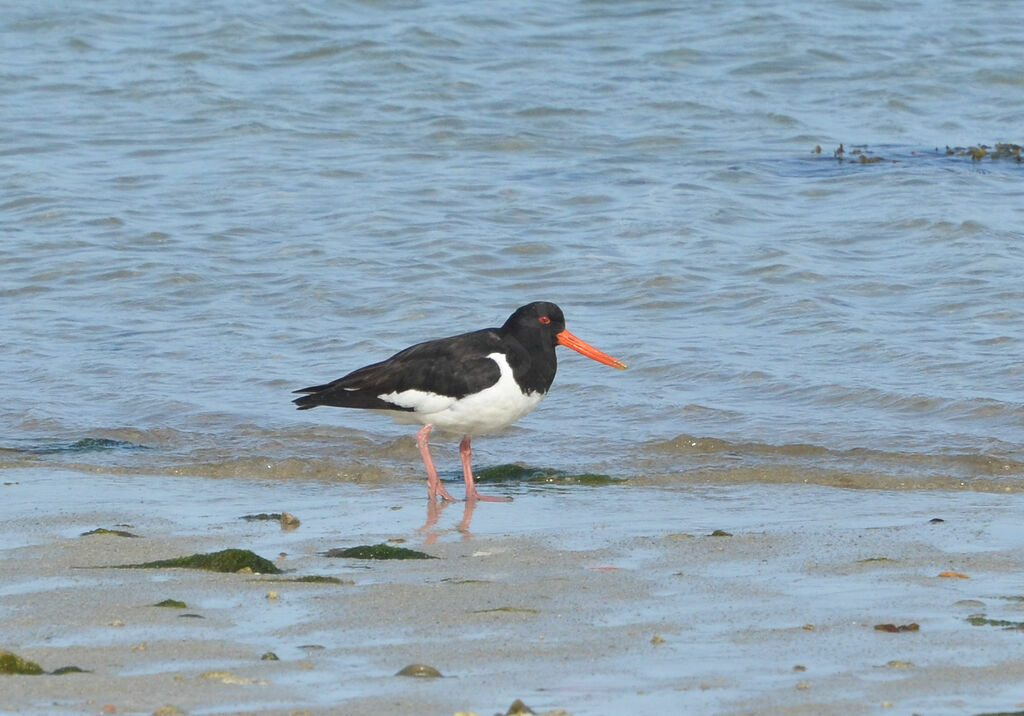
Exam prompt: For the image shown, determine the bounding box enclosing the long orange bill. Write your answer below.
[556,329,627,370]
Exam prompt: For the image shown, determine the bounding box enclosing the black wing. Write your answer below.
[293,328,505,411]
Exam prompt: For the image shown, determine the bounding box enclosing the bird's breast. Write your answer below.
[379,352,546,435]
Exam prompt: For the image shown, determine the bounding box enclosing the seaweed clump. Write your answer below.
[474,463,625,486]
[323,544,435,560]
[115,549,282,574]
[259,575,353,585]
[0,650,89,676]
[966,614,1024,630]
[0,650,44,675]
[81,527,139,538]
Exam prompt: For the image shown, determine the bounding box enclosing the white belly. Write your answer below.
[377,352,545,436]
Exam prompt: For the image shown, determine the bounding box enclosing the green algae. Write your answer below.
[0,650,44,675]
[259,575,354,585]
[474,463,625,486]
[81,527,139,538]
[710,529,733,537]
[0,650,88,676]
[30,438,146,455]
[50,666,89,675]
[67,437,140,451]
[323,544,435,560]
[240,511,300,530]
[153,599,187,608]
[966,614,1024,629]
[115,548,282,574]
[240,513,283,521]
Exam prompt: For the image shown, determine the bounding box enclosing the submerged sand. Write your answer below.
[3,469,1024,715]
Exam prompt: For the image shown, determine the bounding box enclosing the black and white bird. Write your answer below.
[293,301,626,502]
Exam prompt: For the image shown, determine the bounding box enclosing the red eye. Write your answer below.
[539,315,551,324]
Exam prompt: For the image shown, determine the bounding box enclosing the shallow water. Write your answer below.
[2,1,1023,494]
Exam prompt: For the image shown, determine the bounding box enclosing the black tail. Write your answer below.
[292,391,321,410]
[291,379,412,412]
[292,380,337,410]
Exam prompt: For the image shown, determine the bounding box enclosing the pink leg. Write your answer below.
[416,425,455,502]
[459,436,512,502]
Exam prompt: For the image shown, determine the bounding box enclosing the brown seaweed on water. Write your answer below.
[816,142,1023,165]
[874,622,919,632]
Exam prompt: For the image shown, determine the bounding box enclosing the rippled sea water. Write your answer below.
[2,1,1023,491]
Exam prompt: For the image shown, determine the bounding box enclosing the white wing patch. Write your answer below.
[377,388,456,414]
[377,352,545,436]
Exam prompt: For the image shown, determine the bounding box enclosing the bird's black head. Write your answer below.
[501,302,566,344]
[501,301,627,371]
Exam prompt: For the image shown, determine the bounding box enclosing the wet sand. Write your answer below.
[3,469,1024,715]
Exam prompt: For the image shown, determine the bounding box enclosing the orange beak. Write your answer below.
[556,329,627,370]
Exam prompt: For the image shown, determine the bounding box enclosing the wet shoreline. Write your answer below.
[3,470,1024,714]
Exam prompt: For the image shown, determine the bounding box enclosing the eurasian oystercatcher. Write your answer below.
[293,301,626,502]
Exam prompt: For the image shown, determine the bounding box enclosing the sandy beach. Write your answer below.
[3,469,1024,715]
